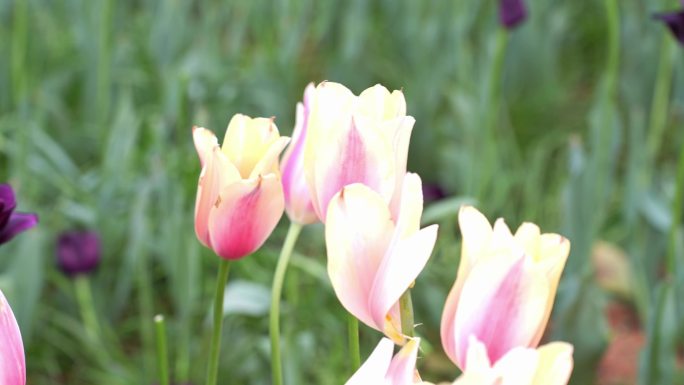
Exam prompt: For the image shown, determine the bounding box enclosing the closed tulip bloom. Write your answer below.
[452,337,573,385]
[193,114,290,259]
[499,0,527,29]
[56,231,101,277]
[304,82,414,222]
[326,173,438,343]
[346,337,422,385]
[0,290,26,385]
[0,184,38,246]
[281,83,318,225]
[440,206,570,369]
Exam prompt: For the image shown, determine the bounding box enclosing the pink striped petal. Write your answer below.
[0,290,25,385]
[194,147,241,247]
[207,174,284,259]
[387,338,422,385]
[453,255,549,368]
[312,117,395,222]
[325,183,395,328]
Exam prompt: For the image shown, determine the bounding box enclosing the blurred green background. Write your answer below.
[0,0,683,384]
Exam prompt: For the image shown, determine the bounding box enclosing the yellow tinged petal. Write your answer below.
[192,126,219,167]
[531,342,574,385]
[221,114,280,178]
[514,222,541,261]
[249,136,290,179]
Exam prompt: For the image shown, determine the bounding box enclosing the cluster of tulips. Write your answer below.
[191,81,573,385]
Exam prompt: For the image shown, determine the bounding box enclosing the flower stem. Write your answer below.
[347,313,360,371]
[206,259,231,385]
[269,222,303,385]
[154,315,170,385]
[74,275,101,343]
[399,289,415,338]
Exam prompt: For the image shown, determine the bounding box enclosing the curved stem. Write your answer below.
[206,259,231,385]
[269,222,303,385]
[347,314,360,371]
[399,289,414,338]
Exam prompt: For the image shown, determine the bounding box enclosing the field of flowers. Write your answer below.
[0,0,683,384]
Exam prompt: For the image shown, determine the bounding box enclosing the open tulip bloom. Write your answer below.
[440,206,570,369]
[193,114,290,260]
[346,337,422,385]
[0,184,38,246]
[452,336,573,385]
[304,82,414,223]
[0,290,26,385]
[325,173,438,344]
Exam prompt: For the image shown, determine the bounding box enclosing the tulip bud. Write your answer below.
[499,0,527,29]
[440,206,570,369]
[0,184,38,245]
[281,83,318,225]
[192,115,290,260]
[0,289,26,385]
[346,338,422,385]
[56,231,101,277]
[326,173,438,344]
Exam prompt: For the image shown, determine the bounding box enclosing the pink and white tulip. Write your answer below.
[452,337,573,385]
[281,83,318,225]
[440,206,570,369]
[303,82,414,222]
[193,114,290,259]
[325,173,438,343]
[346,337,422,385]
[0,290,26,385]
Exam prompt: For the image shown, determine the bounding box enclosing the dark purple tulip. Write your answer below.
[499,0,528,29]
[56,231,101,277]
[422,183,447,204]
[0,184,38,245]
[654,9,684,45]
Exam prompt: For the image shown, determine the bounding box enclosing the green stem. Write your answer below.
[604,0,620,99]
[206,259,231,385]
[11,0,27,108]
[646,36,675,162]
[666,149,684,274]
[269,222,303,385]
[154,315,170,385]
[399,289,414,338]
[96,0,112,123]
[347,314,360,371]
[74,275,101,343]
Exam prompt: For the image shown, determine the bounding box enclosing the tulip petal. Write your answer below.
[194,148,241,247]
[369,225,438,339]
[192,126,219,168]
[531,342,573,385]
[221,114,280,178]
[493,347,539,385]
[313,118,396,221]
[458,206,493,269]
[454,255,550,367]
[357,85,407,121]
[345,338,394,385]
[325,183,395,328]
[387,338,421,385]
[0,184,17,228]
[514,222,541,260]
[386,118,415,221]
[207,174,284,259]
[0,212,38,245]
[0,290,25,385]
[249,136,290,179]
[393,172,423,239]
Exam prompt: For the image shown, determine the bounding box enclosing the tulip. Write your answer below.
[0,184,38,245]
[0,290,26,385]
[346,337,422,385]
[326,173,438,343]
[440,206,570,369]
[452,336,573,385]
[56,231,101,277]
[281,83,318,225]
[192,114,290,259]
[304,82,414,222]
[499,0,527,29]
[654,8,684,45]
